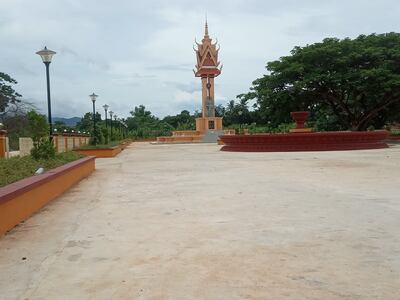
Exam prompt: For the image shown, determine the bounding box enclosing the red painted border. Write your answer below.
[78,146,119,151]
[0,156,95,204]
[220,130,389,152]
[387,135,400,141]
[74,147,121,158]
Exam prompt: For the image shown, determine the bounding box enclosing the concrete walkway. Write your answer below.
[0,142,400,299]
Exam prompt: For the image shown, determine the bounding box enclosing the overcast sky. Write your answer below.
[1,0,399,119]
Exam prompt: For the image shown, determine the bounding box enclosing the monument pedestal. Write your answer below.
[196,117,223,133]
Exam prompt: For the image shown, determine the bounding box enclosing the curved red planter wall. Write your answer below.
[220,130,389,152]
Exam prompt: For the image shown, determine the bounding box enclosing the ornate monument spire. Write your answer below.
[192,20,223,132]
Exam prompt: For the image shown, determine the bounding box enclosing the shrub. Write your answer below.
[30,139,56,160]
[90,124,104,145]
[26,110,56,160]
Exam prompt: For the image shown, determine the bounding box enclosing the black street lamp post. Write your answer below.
[109,111,114,140]
[89,93,98,145]
[36,46,56,140]
[103,104,109,143]
[121,122,127,139]
[238,110,243,134]
[114,115,118,138]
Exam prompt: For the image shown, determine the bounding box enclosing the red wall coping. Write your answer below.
[76,146,120,151]
[0,156,95,204]
[77,141,132,151]
[387,135,400,140]
[133,138,157,142]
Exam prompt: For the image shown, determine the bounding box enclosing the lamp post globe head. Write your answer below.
[103,104,109,111]
[89,93,98,103]
[36,46,56,63]
[109,110,113,117]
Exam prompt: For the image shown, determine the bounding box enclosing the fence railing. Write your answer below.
[0,132,91,158]
[0,130,8,158]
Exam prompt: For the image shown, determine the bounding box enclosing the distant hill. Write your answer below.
[53,117,81,126]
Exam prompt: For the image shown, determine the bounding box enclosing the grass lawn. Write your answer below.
[0,151,85,188]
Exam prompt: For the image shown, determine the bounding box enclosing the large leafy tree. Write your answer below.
[126,105,172,138]
[0,72,22,113]
[76,112,102,132]
[222,99,253,126]
[127,105,158,130]
[240,33,400,130]
[163,110,195,130]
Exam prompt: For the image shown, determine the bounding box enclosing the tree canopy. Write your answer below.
[239,33,400,130]
[0,72,21,113]
[163,110,195,130]
[126,105,172,138]
[76,112,102,132]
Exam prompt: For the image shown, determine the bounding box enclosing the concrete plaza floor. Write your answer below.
[0,142,399,299]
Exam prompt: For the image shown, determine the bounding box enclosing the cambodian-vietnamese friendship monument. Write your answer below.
[193,20,223,133]
[157,21,224,143]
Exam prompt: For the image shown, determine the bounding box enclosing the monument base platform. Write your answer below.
[156,129,231,144]
[156,130,202,144]
[196,117,223,133]
[156,117,225,144]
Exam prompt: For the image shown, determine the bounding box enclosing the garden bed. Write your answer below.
[0,151,85,187]
[74,140,132,158]
[0,156,95,235]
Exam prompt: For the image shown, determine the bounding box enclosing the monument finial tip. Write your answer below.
[205,14,209,36]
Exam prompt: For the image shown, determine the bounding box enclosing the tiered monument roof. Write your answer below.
[193,21,222,77]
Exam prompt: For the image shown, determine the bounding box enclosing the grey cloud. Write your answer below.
[58,46,110,71]
[146,64,193,72]
[130,73,157,79]
[164,81,200,93]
